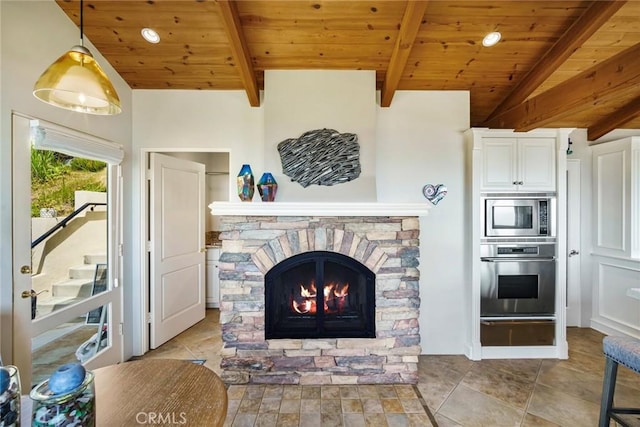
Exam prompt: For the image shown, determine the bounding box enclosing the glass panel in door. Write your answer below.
[29,150,112,387]
[11,114,123,388]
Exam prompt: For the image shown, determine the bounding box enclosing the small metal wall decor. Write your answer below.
[277,128,361,188]
[423,184,448,205]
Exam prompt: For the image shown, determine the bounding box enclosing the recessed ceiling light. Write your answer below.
[482,31,501,47]
[141,28,160,44]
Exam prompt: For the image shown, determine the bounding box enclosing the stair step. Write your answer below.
[52,279,94,297]
[36,296,84,316]
[69,264,100,280]
[84,254,107,265]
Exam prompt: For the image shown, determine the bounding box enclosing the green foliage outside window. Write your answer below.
[31,148,107,217]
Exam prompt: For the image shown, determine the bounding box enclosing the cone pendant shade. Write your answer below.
[33,45,121,115]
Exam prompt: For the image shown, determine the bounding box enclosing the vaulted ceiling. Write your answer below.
[56,0,640,140]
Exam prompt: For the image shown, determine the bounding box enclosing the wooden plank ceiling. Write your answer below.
[56,0,640,139]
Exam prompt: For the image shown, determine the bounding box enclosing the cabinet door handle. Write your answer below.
[512,181,518,185]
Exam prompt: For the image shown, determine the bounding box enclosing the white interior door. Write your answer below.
[566,159,581,326]
[149,153,206,348]
[12,114,123,387]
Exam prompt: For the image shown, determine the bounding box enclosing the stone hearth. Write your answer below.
[214,205,425,385]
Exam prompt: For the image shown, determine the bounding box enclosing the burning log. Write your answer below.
[291,280,349,315]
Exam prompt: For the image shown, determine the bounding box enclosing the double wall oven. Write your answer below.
[480,194,557,346]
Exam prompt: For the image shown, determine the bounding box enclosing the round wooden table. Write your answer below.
[93,359,227,426]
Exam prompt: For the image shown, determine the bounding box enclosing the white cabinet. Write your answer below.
[206,247,220,308]
[481,137,556,192]
[466,128,569,360]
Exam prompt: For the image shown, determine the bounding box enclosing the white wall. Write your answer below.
[263,70,378,202]
[589,136,640,337]
[568,129,640,338]
[134,89,263,191]
[377,91,470,354]
[133,84,471,355]
[132,90,263,354]
[0,0,133,363]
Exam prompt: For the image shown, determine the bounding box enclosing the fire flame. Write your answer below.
[291,280,349,315]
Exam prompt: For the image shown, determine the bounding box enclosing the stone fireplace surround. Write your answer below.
[211,202,429,385]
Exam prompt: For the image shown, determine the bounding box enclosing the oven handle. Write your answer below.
[480,257,555,262]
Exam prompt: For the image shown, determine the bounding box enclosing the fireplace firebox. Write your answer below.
[265,251,375,339]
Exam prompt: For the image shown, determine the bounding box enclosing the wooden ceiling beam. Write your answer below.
[484,0,626,123]
[216,0,260,107]
[380,1,429,107]
[588,96,640,141]
[484,43,640,131]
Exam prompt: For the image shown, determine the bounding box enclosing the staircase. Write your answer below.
[36,254,106,316]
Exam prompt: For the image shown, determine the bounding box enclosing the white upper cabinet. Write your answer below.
[481,137,556,192]
[481,138,517,190]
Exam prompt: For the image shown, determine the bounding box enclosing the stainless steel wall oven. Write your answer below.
[480,243,556,317]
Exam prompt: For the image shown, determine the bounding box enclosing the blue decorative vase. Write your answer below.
[257,172,278,202]
[236,164,255,202]
[0,366,20,426]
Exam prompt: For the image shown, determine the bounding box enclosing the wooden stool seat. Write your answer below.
[599,336,640,427]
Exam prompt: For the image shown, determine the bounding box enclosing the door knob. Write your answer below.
[569,249,580,256]
[20,265,31,274]
[21,290,35,299]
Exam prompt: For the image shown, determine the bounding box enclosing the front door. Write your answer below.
[12,114,123,388]
[149,153,206,348]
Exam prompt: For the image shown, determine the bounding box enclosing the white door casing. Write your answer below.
[149,153,206,348]
[566,159,581,327]
[11,114,124,386]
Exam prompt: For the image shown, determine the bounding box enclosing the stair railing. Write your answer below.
[31,202,106,249]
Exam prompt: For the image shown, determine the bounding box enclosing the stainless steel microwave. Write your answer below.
[484,197,555,237]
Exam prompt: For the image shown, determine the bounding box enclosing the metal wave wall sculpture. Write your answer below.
[277,128,361,188]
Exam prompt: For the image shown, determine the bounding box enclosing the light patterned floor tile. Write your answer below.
[527,383,600,426]
[438,384,524,426]
[140,309,621,427]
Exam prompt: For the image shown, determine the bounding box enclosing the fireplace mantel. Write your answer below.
[209,201,431,216]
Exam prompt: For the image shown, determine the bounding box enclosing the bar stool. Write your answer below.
[599,336,640,427]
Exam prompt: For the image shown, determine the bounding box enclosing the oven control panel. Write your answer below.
[497,246,538,255]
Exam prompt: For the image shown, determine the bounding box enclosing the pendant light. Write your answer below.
[33,0,121,115]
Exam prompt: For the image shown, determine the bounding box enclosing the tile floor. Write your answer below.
[140,310,640,426]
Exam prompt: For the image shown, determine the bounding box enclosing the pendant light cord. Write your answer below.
[80,0,84,46]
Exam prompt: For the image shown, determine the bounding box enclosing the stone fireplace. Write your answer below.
[211,202,429,385]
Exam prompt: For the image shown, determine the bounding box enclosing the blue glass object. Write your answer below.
[236,164,255,202]
[31,369,95,426]
[257,172,278,202]
[0,366,20,425]
[49,363,86,394]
